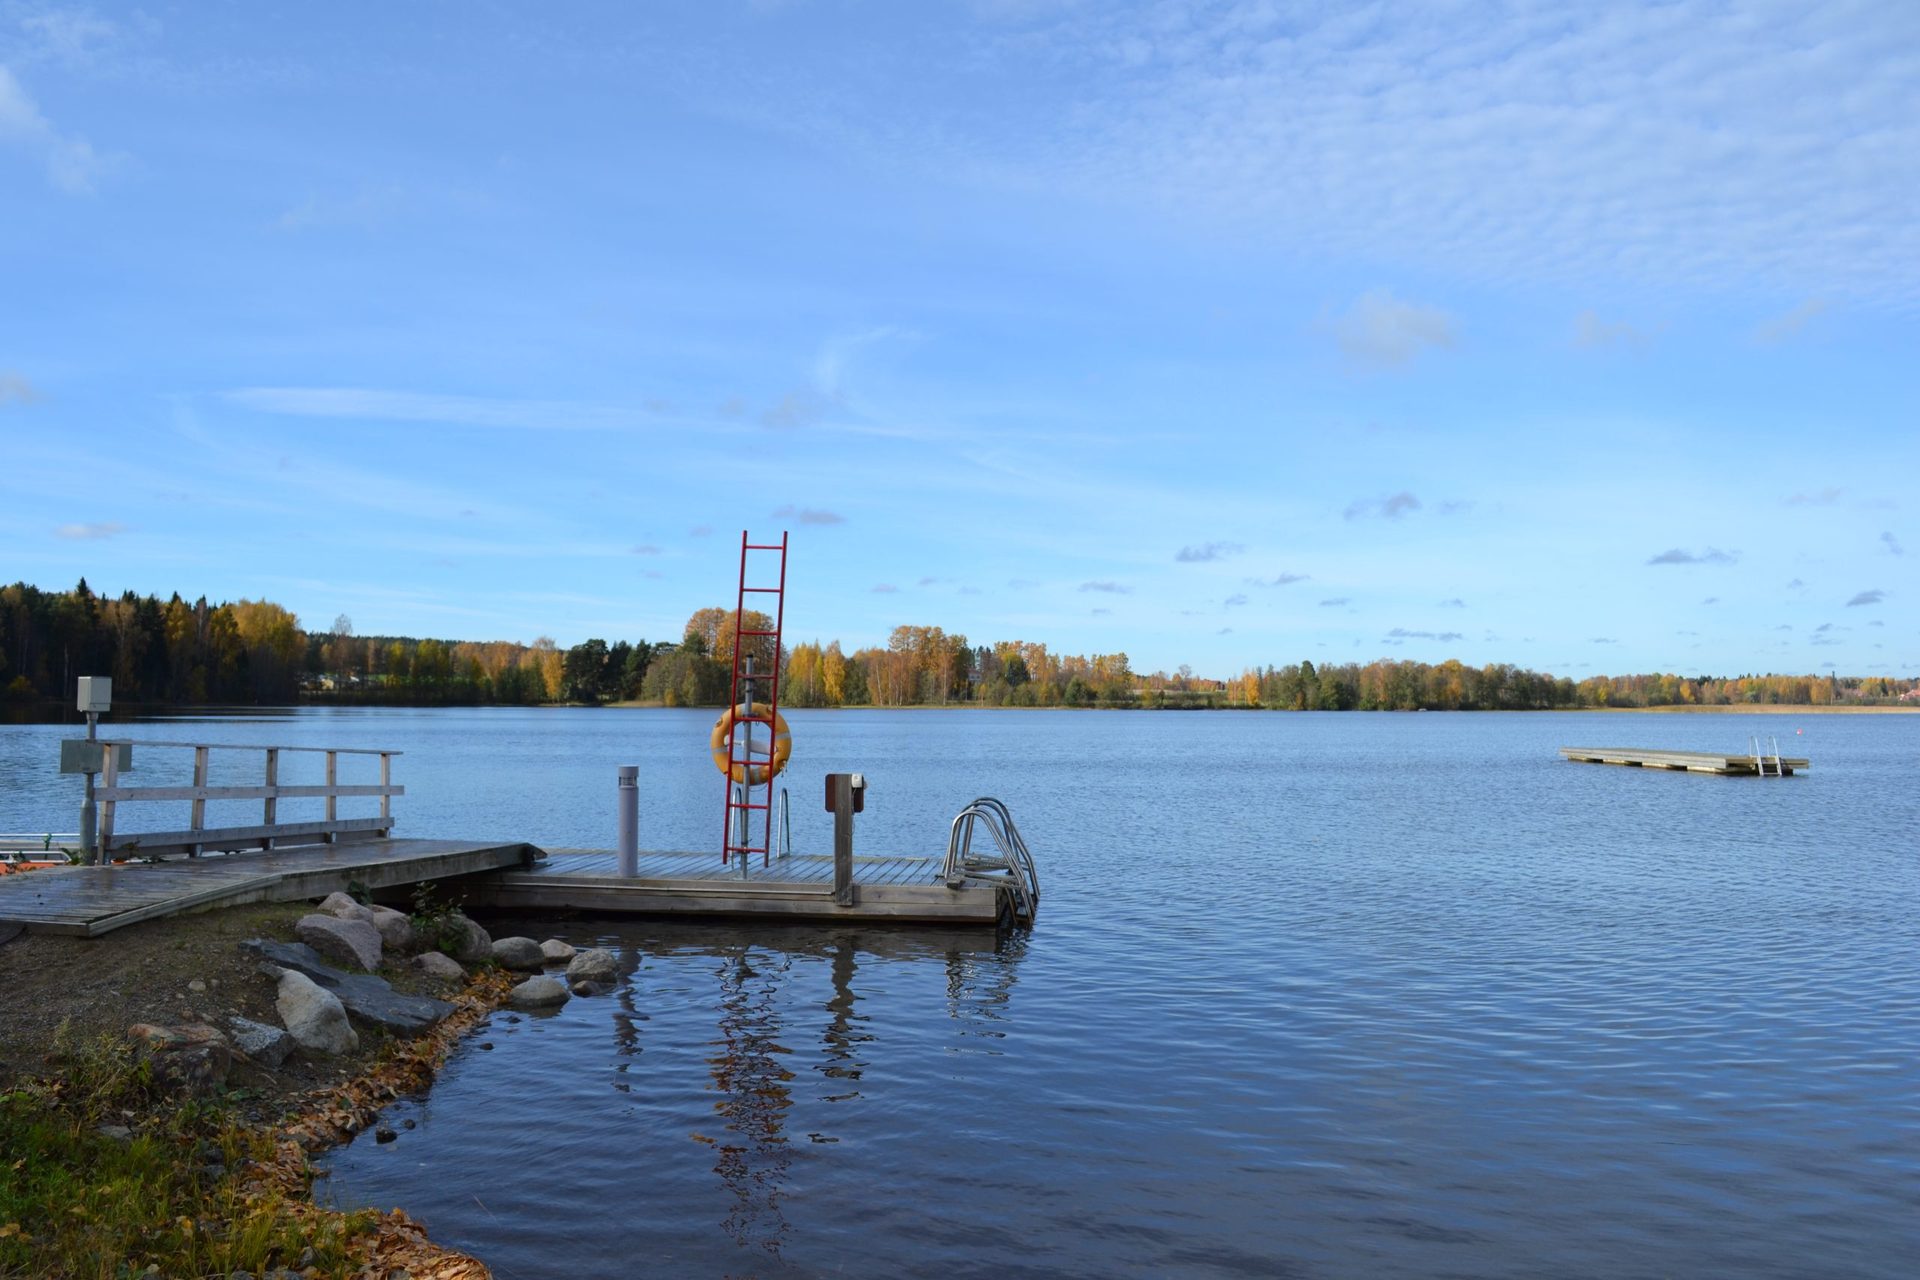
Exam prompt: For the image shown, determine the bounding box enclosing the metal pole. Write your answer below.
[617,765,639,877]
[80,710,98,865]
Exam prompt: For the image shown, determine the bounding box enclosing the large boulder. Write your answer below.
[411,951,466,982]
[490,936,545,972]
[248,939,453,1037]
[448,914,492,964]
[507,976,569,1010]
[275,970,358,1056]
[317,891,374,923]
[565,948,618,986]
[367,904,415,954]
[295,914,382,972]
[127,1023,231,1093]
[540,938,577,965]
[227,1016,295,1070]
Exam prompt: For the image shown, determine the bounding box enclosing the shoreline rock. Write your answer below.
[295,913,383,972]
[275,970,358,1056]
[248,939,453,1037]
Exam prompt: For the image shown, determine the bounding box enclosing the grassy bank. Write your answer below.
[0,902,508,1278]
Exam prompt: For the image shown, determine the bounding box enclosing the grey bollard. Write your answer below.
[617,765,639,877]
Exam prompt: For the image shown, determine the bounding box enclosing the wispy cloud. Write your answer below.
[1573,311,1648,349]
[1386,628,1463,642]
[1846,589,1885,607]
[1175,540,1243,563]
[0,65,109,192]
[629,544,662,556]
[1332,290,1456,368]
[1647,547,1738,565]
[1247,572,1309,587]
[1881,532,1904,556]
[771,504,845,525]
[277,184,423,232]
[1756,298,1830,343]
[1222,593,1248,608]
[0,371,37,404]
[1345,492,1421,521]
[871,583,898,594]
[1784,487,1844,507]
[55,521,127,540]
[698,5,1920,302]
[1590,637,1619,645]
[225,387,653,432]
[1439,598,1465,608]
[1319,598,1348,607]
[1079,580,1131,594]
[760,389,830,429]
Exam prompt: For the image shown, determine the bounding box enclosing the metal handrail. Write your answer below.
[941,796,1039,923]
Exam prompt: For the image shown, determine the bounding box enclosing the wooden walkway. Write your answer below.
[463,848,1006,926]
[0,838,535,937]
[1559,746,1810,776]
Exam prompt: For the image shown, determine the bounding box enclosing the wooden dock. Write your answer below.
[0,838,536,937]
[459,849,1008,926]
[0,841,1011,936]
[1559,746,1810,776]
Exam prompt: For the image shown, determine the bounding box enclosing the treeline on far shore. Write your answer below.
[3,580,1915,713]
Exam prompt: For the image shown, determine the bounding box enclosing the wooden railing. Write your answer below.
[97,740,403,857]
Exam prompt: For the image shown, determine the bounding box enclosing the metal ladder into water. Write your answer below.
[1748,733,1784,777]
[940,797,1041,925]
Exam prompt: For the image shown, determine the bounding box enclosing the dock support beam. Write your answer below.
[617,765,638,877]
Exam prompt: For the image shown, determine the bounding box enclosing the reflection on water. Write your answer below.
[703,947,797,1263]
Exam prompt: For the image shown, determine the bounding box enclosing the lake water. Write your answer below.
[3,708,1917,1278]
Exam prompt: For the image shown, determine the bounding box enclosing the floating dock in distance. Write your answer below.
[0,838,536,938]
[458,849,1009,927]
[1558,747,1810,776]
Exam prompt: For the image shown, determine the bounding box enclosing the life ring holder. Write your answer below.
[710,702,792,785]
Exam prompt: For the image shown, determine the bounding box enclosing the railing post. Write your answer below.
[189,745,209,857]
[617,765,638,877]
[324,750,338,843]
[379,752,393,831]
[263,748,279,850]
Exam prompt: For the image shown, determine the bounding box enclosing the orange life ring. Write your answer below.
[709,702,792,785]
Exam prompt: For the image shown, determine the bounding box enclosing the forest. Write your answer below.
[3,580,1913,712]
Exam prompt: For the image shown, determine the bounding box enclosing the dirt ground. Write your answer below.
[0,899,467,1111]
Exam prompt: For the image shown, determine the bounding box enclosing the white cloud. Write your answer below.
[1332,291,1456,368]
[1756,298,1830,343]
[0,64,107,192]
[0,370,36,404]
[711,3,1920,301]
[1574,310,1648,349]
[224,386,653,432]
[55,521,126,539]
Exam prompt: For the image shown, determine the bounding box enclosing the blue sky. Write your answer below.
[1,1,1914,678]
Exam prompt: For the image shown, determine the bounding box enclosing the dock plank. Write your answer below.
[464,847,995,925]
[0,838,534,936]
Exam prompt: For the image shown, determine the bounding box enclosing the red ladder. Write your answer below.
[721,530,789,866]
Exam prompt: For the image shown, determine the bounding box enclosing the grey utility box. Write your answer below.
[76,676,112,714]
